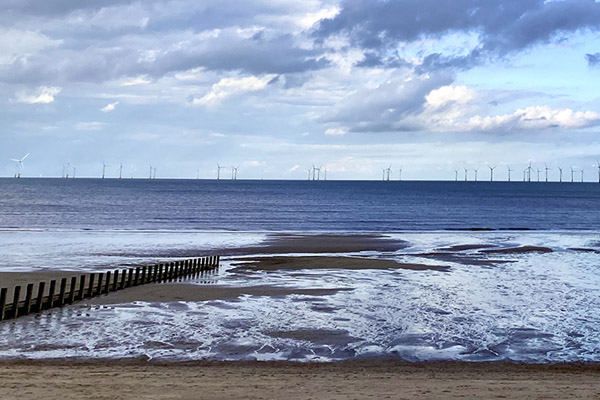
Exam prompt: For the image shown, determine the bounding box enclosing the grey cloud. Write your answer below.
[321,71,455,132]
[317,0,600,69]
[587,53,600,67]
[0,31,327,84]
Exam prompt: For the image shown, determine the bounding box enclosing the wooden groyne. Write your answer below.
[0,255,220,321]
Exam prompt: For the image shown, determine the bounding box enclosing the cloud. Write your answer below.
[461,106,600,132]
[324,127,348,136]
[121,76,151,86]
[15,86,61,104]
[192,75,272,107]
[321,71,455,132]
[425,85,474,108]
[75,121,107,131]
[316,0,600,70]
[586,52,600,67]
[100,101,119,112]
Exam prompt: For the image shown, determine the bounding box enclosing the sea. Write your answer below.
[0,178,599,362]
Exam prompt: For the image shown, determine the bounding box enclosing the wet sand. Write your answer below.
[1,359,599,400]
[231,255,449,272]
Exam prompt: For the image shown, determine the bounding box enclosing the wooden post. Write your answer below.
[87,274,95,298]
[0,288,6,321]
[112,270,119,291]
[35,282,45,313]
[68,277,77,304]
[127,268,134,288]
[104,271,111,294]
[158,264,164,282]
[59,278,67,306]
[24,284,34,316]
[153,264,159,282]
[120,269,127,289]
[96,273,104,296]
[48,280,57,308]
[78,275,86,300]
[134,267,141,286]
[12,286,21,319]
[141,266,146,284]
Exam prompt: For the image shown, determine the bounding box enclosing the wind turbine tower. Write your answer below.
[102,162,109,179]
[398,166,403,181]
[570,167,575,183]
[463,167,468,181]
[581,169,584,183]
[536,167,540,182]
[558,167,563,183]
[488,165,496,182]
[119,163,123,179]
[544,164,550,183]
[474,167,479,182]
[216,164,226,180]
[454,169,459,182]
[507,165,513,182]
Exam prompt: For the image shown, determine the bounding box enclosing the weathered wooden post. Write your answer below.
[153,264,159,282]
[141,267,146,285]
[78,275,86,301]
[104,271,111,294]
[120,269,127,290]
[112,270,119,291]
[87,274,95,299]
[134,267,141,286]
[23,283,34,316]
[0,288,6,321]
[12,286,21,318]
[96,274,104,296]
[68,277,77,304]
[59,278,67,306]
[48,280,57,308]
[127,268,134,288]
[35,282,45,313]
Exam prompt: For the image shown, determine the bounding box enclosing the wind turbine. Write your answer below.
[580,168,584,183]
[197,169,200,180]
[71,164,76,179]
[544,164,550,183]
[398,166,403,181]
[102,162,109,179]
[385,165,392,181]
[558,167,563,183]
[474,167,479,182]
[231,166,239,180]
[570,166,575,183]
[463,167,468,181]
[323,168,327,181]
[507,165,513,182]
[10,153,29,178]
[597,160,600,183]
[152,167,157,179]
[216,163,226,180]
[306,168,311,180]
[488,165,496,182]
[119,163,123,179]
[536,167,540,182]
[527,162,533,182]
[454,169,459,182]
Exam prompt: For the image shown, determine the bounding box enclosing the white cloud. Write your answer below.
[325,127,348,136]
[192,76,273,107]
[100,101,119,112]
[0,29,61,65]
[15,86,61,104]
[462,106,600,132]
[426,85,474,108]
[76,121,107,131]
[121,76,151,86]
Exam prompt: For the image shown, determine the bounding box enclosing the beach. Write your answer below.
[1,359,599,399]
[1,233,600,398]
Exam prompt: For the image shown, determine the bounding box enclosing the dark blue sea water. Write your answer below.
[1,178,599,231]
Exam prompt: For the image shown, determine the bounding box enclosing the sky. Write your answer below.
[1,0,600,181]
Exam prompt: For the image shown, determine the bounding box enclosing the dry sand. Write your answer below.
[1,359,599,400]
